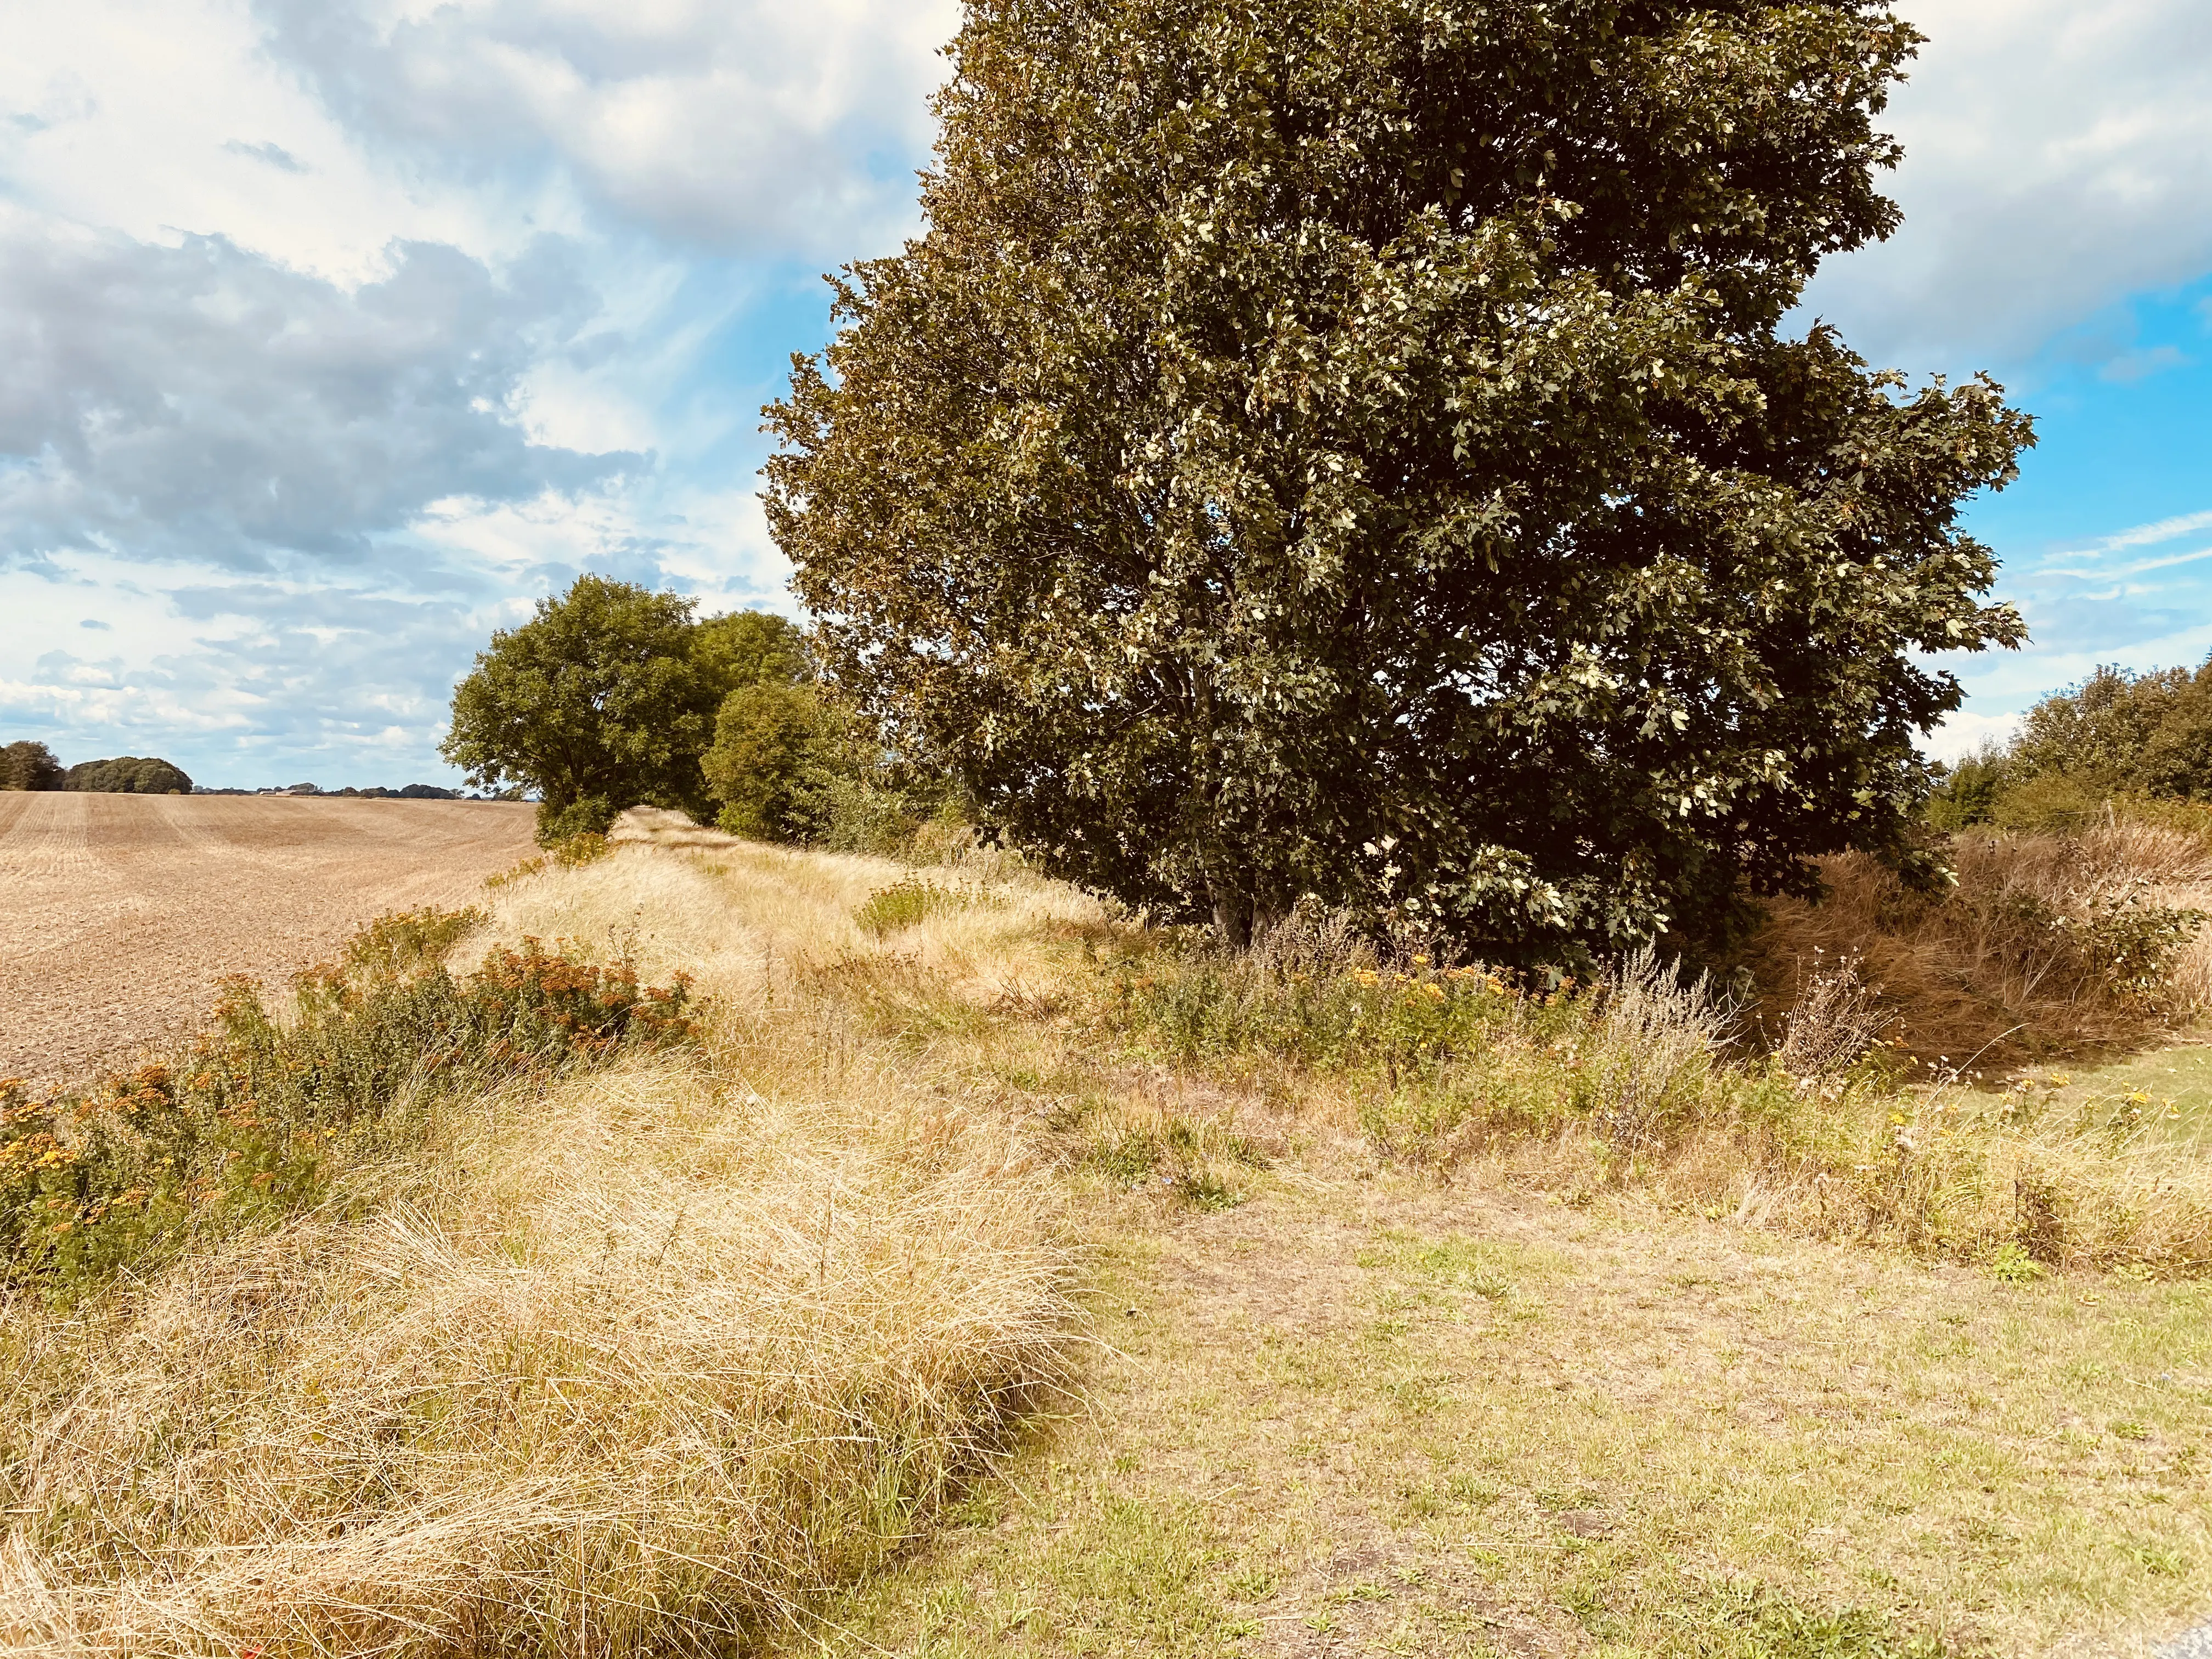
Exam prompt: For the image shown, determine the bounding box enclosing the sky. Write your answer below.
[0,1,2207,788]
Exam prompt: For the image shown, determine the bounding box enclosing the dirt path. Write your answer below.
[0,794,536,1088]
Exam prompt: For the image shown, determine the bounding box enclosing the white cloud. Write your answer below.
[0,0,523,284]
[255,0,961,257]
[1804,0,2212,370]
[2078,509,2212,556]
[0,0,955,782]
[0,211,631,572]
[1923,707,2022,764]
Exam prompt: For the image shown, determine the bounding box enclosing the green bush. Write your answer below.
[706,681,826,841]
[0,910,697,1290]
[1986,770,2107,832]
[1924,748,2010,829]
[854,877,967,936]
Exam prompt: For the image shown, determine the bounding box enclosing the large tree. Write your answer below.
[443,576,723,843]
[768,0,2031,957]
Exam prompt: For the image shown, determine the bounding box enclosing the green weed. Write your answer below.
[854,876,967,936]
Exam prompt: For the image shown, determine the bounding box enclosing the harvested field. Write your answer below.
[0,792,535,1088]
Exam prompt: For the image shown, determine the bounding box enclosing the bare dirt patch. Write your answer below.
[0,793,536,1087]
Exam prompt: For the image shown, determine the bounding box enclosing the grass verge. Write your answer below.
[8,832,2211,1656]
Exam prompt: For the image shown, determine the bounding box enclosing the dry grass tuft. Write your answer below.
[0,1059,1074,1657]
[1752,816,2212,1065]
[0,811,1103,1658]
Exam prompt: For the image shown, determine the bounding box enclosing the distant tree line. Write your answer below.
[1,744,192,794]
[443,575,933,849]
[1931,659,2212,830]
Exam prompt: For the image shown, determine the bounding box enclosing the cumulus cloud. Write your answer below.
[1807,0,2212,371]
[255,0,960,257]
[0,217,636,572]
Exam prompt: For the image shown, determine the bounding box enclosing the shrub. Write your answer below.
[1581,949,1735,1150]
[1775,956,1887,1081]
[1751,820,2212,1063]
[706,681,825,841]
[854,877,967,936]
[536,792,617,843]
[0,910,696,1288]
[1925,747,2010,830]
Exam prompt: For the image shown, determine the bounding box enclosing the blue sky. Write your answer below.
[1,0,2207,787]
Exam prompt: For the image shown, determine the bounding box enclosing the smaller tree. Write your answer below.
[0,741,64,792]
[443,576,718,844]
[703,682,827,842]
[693,611,812,701]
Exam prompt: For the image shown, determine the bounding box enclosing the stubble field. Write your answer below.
[0,792,537,1088]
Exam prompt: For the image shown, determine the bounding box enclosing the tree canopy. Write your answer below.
[1927,657,2212,831]
[63,757,193,795]
[693,611,812,699]
[768,0,2031,957]
[1,741,64,792]
[443,576,727,842]
[2011,662,2212,801]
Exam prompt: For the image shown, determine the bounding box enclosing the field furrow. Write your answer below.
[0,795,537,1088]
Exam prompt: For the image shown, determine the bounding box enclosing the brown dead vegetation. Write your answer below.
[1748,816,2212,1069]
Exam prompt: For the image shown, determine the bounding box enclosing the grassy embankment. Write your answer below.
[4,815,2211,1656]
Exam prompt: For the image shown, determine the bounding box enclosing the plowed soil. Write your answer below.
[0,793,537,1089]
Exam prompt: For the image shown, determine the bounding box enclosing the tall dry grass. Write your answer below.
[1752,815,2212,1064]
[1098,913,2212,1276]
[1,1063,1071,1656]
[0,812,1099,1657]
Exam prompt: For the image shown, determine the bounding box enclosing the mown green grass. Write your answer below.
[1973,1039,2212,1149]
[781,1181,2212,1658]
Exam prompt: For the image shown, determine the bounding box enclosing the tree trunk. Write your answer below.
[1209,876,1252,951]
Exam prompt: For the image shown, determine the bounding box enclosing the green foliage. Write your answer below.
[691,609,812,700]
[0,741,63,792]
[854,877,967,936]
[62,755,192,794]
[2014,661,2212,798]
[538,794,618,842]
[0,910,697,1290]
[707,682,827,842]
[1940,657,2212,829]
[441,575,720,846]
[2066,885,2208,1009]
[699,675,949,854]
[1986,770,2106,832]
[768,0,2030,960]
[1924,747,2011,830]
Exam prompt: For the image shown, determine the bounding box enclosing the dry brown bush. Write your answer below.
[1750,815,2212,1065]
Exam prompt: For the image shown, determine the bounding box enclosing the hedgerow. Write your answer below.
[0,906,696,1289]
